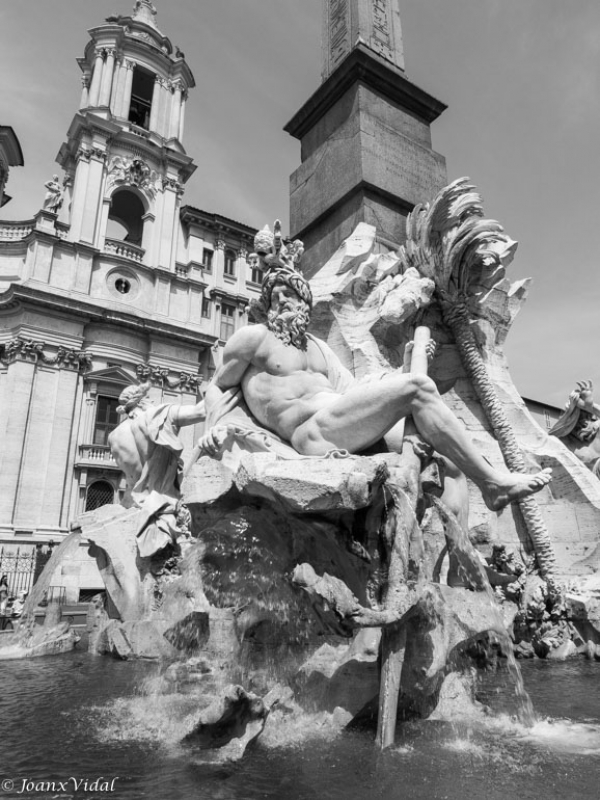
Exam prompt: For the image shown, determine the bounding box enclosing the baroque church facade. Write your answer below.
[0,1,262,592]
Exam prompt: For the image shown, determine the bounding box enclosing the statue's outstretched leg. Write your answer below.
[293,371,551,511]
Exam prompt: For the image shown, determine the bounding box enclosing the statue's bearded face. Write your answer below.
[267,282,311,348]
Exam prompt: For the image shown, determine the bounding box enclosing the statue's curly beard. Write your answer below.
[267,301,311,348]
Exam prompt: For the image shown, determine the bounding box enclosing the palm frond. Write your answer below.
[401,177,516,304]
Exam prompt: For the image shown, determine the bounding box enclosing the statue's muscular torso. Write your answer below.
[217,324,344,441]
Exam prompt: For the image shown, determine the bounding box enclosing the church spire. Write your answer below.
[322,0,405,81]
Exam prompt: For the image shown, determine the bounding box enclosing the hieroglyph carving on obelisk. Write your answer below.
[321,0,405,81]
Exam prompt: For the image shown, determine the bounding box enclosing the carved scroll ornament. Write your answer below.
[0,338,92,371]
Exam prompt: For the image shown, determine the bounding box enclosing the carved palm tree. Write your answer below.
[398,177,557,591]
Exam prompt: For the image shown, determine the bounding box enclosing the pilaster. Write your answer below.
[88,49,104,107]
[122,59,135,119]
[168,81,183,140]
[0,360,35,525]
[157,180,179,269]
[80,75,90,109]
[80,150,106,245]
[99,48,116,107]
[178,90,187,142]
[149,75,162,133]
[68,148,91,242]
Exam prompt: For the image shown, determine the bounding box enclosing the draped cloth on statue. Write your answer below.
[205,334,356,466]
[111,404,185,557]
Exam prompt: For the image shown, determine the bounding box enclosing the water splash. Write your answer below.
[520,718,600,755]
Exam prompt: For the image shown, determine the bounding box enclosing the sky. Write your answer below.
[1,0,599,408]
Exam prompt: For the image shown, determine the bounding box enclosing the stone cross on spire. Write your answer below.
[322,0,405,81]
[132,0,158,28]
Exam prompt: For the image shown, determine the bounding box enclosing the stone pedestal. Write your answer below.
[285,45,447,277]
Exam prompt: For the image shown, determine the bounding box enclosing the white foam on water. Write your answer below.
[89,693,202,744]
[442,738,486,756]
[519,718,600,755]
[259,709,343,749]
[390,744,414,756]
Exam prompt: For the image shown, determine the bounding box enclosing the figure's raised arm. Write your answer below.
[214,325,266,391]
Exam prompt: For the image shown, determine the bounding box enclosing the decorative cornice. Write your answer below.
[0,283,218,350]
[135,363,200,392]
[0,337,92,372]
[284,44,447,141]
[209,288,249,309]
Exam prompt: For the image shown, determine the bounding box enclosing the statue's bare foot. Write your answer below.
[480,468,552,512]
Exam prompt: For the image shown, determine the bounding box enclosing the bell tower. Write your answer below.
[57,0,196,270]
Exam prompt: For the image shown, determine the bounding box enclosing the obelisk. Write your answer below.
[285,0,448,276]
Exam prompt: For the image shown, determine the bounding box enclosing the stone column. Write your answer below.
[122,59,135,120]
[80,74,90,109]
[87,50,105,107]
[149,75,163,133]
[99,48,116,107]
[168,81,183,139]
[111,59,124,117]
[109,57,125,115]
[214,237,225,278]
[178,89,187,141]
[160,81,173,139]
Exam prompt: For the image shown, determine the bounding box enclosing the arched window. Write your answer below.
[224,249,236,277]
[85,480,115,512]
[106,189,145,246]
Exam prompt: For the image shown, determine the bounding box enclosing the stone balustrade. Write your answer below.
[128,124,151,139]
[0,221,34,241]
[78,444,118,466]
[104,237,144,263]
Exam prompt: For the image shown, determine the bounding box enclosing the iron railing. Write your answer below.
[0,546,36,597]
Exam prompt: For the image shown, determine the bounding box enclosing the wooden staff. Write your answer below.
[376,325,431,749]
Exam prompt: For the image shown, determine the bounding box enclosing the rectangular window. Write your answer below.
[93,396,120,446]
[220,303,236,341]
[201,297,211,318]
[202,248,213,271]
[128,66,154,130]
[224,250,236,277]
[247,254,263,285]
